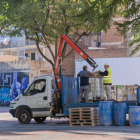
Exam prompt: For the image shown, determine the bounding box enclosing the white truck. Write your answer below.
[9,76,57,124]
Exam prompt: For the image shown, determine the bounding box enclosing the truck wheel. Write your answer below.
[34,117,46,123]
[18,110,31,124]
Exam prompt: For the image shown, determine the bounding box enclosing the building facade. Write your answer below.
[0,60,53,106]
[61,14,129,76]
[0,35,44,61]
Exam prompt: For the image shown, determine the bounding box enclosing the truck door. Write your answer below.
[25,78,49,117]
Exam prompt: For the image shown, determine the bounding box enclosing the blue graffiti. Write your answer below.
[10,77,29,101]
[11,72,18,101]
[20,77,29,95]
[0,72,29,105]
[0,87,10,105]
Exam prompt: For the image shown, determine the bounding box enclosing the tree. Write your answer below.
[0,0,116,74]
[114,0,140,56]
[77,0,140,56]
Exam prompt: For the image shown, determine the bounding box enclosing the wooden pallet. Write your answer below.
[69,107,98,112]
[70,122,100,127]
[81,122,100,126]
[69,113,80,117]
[70,119,99,123]
[69,107,100,127]
[80,113,99,117]
[69,108,80,112]
[79,107,99,111]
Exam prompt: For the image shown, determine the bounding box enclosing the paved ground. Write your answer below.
[1,107,140,140]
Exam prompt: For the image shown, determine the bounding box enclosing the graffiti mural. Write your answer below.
[0,72,29,106]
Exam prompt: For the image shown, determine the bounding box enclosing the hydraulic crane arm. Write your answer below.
[54,35,98,74]
[54,35,98,94]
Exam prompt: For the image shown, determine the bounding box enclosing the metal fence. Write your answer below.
[61,75,79,106]
[137,87,140,104]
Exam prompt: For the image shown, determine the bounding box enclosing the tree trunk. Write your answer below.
[35,41,55,72]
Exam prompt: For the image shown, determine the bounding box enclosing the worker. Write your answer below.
[95,63,112,100]
[77,65,94,103]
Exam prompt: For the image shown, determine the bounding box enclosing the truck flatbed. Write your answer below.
[63,101,137,115]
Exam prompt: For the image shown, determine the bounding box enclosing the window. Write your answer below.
[26,79,46,96]
[85,36,88,45]
[34,80,46,93]
[18,35,25,47]
[19,50,24,56]
[31,53,35,60]
[51,79,57,89]
[11,51,18,56]
[25,53,28,57]
[18,49,25,60]
[26,82,35,96]
[11,36,18,41]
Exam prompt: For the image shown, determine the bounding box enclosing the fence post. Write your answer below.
[77,77,79,95]
[137,86,140,104]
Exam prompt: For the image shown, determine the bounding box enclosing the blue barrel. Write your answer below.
[129,106,140,126]
[114,103,126,126]
[99,101,113,126]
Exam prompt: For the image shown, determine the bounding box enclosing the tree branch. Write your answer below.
[0,23,12,33]
[30,13,55,62]
[35,32,54,69]
[63,30,91,60]
[25,29,37,41]
[42,0,50,32]
[56,0,70,34]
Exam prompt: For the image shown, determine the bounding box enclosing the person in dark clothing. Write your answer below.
[77,65,94,103]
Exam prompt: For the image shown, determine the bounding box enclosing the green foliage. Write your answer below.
[77,0,140,56]
[76,0,127,33]
[2,0,140,63]
[0,0,102,43]
[1,0,119,68]
[113,0,140,56]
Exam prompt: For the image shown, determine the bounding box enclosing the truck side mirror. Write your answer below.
[22,89,25,96]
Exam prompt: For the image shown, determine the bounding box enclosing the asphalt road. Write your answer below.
[1,107,140,140]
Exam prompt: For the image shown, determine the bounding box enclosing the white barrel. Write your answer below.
[88,78,104,100]
[95,78,100,98]
[100,78,104,100]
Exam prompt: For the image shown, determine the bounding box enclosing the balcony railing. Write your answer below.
[0,39,36,49]
[25,39,36,46]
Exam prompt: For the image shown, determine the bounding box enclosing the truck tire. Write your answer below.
[34,117,46,123]
[17,110,31,124]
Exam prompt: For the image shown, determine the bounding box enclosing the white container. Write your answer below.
[89,77,104,100]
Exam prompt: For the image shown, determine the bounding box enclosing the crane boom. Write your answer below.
[54,35,98,94]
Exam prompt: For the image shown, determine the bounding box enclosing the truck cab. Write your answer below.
[9,75,57,124]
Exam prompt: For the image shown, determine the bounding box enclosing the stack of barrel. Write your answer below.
[99,101,140,127]
[99,101,126,126]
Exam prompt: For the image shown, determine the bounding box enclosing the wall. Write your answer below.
[44,45,55,73]
[0,60,53,106]
[29,60,53,83]
[76,57,140,85]
[0,60,30,72]
[0,72,29,106]
[2,51,11,55]
[0,55,18,61]
[60,15,128,76]
[25,49,43,61]
[110,85,137,102]
[60,44,75,76]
